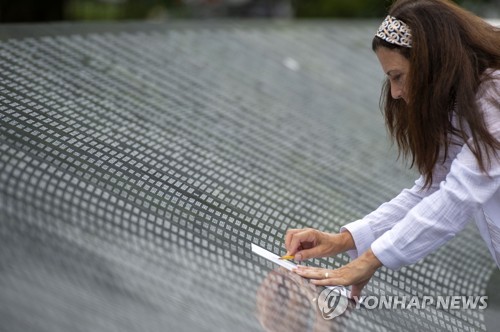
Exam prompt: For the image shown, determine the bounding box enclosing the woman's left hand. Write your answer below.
[293,248,383,299]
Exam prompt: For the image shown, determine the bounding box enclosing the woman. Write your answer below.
[285,0,500,299]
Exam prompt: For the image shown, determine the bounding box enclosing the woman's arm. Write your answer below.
[371,83,500,269]
[341,143,460,259]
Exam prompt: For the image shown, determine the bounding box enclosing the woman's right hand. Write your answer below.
[284,228,355,261]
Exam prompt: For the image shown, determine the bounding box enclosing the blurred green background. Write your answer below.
[0,0,498,22]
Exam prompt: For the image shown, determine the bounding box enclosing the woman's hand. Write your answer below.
[293,249,382,298]
[284,228,354,261]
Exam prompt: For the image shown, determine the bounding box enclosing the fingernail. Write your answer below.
[295,253,302,261]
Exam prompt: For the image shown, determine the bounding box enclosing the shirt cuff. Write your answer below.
[370,234,407,270]
[340,219,376,260]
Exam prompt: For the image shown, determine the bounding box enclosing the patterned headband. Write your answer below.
[376,15,413,48]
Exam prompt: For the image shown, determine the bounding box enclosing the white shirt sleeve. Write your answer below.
[371,75,500,270]
[341,137,461,259]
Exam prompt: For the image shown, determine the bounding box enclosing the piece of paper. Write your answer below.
[251,243,298,271]
[251,243,352,299]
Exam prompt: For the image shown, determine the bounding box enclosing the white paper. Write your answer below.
[251,243,298,271]
[251,243,352,299]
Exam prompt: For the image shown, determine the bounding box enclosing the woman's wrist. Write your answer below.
[337,230,355,252]
[360,248,383,270]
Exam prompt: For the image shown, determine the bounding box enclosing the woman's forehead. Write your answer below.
[375,47,410,74]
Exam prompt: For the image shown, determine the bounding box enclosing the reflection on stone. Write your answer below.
[256,267,356,332]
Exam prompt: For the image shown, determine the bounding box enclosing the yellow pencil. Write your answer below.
[279,255,295,260]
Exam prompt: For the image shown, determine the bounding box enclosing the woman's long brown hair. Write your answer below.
[373,0,500,189]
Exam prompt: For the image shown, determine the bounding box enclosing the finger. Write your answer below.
[294,267,330,279]
[351,285,362,299]
[296,245,325,261]
[351,280,369,299]
[288,229,317,258]
[297,266,350,285]
[284,229,303,254]
[311,277,347,286]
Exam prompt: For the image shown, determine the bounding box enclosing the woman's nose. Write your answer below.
[391,84,403,100]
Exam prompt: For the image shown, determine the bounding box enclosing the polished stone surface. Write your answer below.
[0,21,495,331]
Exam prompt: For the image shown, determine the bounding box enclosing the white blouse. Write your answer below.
[341,69,500,270]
